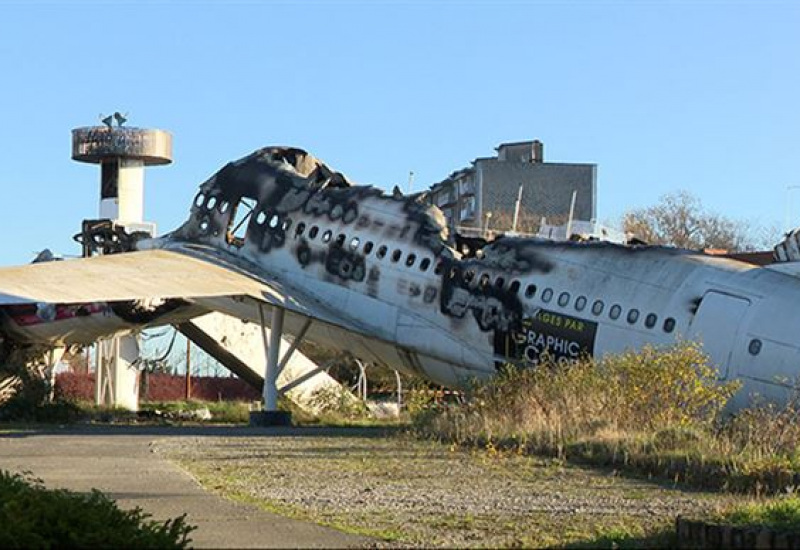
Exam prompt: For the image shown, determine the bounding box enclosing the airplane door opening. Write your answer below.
[687,291,751,379]
[228,197,257,247]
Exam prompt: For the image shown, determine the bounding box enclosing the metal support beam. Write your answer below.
[253,303,292,426]
[276,318,312,372]
[264,306,285,411]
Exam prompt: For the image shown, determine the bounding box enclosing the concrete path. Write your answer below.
[0,425,374,548]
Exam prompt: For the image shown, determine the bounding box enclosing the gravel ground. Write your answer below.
[154,427,735,548]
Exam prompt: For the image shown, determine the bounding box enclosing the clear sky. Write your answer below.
[0,0,797,266]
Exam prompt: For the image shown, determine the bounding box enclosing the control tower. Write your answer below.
[72,118,172,234]
[70,115,173,410]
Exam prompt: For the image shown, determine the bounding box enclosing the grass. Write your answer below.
[412,342,800,496]
[716,496,800,532]
[158,429,731,548]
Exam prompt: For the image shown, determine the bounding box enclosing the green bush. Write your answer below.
[0,470,195,548]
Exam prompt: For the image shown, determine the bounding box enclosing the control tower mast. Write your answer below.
[70,115,173,409]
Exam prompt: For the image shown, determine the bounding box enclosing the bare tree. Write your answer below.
[623,191,758,252]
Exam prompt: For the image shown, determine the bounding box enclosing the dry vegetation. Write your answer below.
[413,342,800,495]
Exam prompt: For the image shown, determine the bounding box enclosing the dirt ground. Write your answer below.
[155,425,740,548]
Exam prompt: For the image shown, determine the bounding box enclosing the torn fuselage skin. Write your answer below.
[150,146,768,389]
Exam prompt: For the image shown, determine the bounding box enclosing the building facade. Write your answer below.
[427,140,597,236]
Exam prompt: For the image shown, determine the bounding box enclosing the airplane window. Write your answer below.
[377,245,387,259]
[392,250,402,263]
[364,241,374,255]
[309,226,319,239]
[228,197,256,246]
[495,277,506,289]
[406,253,416,267]
[434,261,444,275]
[195,193,205,207]
[256,211,267,225]
[479,273,491,288]
[627,309,639,324]
[663,317,676,333]
[609,304,622,320]
[295,222,306,237]
[592,300,604,315]
[219,201,229,214]
[509,280,521,294]
[420,258,431,271]
[336,234,346,247]
[282,219,292,231]
[558,292,570,307]
[269,214,280,228]
[322,230,332,243]
[525,284,537,299]
[575,296,587,311]
[464,270,475,284]
[541,288,553,303]
[207,196,218,210]
[645,313,657,328]
[350,237,360,250]
[748,339,762,356]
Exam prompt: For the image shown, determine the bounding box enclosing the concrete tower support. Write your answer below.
[72,121,173,411]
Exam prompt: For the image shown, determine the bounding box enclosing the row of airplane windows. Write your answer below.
[196,195,676,334]
[291,218,677,334]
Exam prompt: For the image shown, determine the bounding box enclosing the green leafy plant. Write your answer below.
[0,470,195,548]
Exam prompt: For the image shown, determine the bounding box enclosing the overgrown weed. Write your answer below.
[414,342,800,494]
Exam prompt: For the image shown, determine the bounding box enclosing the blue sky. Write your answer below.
[0,0,798,265]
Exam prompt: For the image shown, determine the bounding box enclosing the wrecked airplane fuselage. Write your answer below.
[147,146,800,409]
[5,145,800,411]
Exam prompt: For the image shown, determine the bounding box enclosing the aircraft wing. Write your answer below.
[0,249,345,330]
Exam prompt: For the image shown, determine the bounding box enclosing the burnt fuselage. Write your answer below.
[151,146,800,409]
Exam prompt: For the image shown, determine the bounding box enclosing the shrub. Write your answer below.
[0,470,195,548]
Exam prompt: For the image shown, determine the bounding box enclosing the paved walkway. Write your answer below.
[0,425,374,548]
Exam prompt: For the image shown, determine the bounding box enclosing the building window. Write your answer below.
[460,196,477,221]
